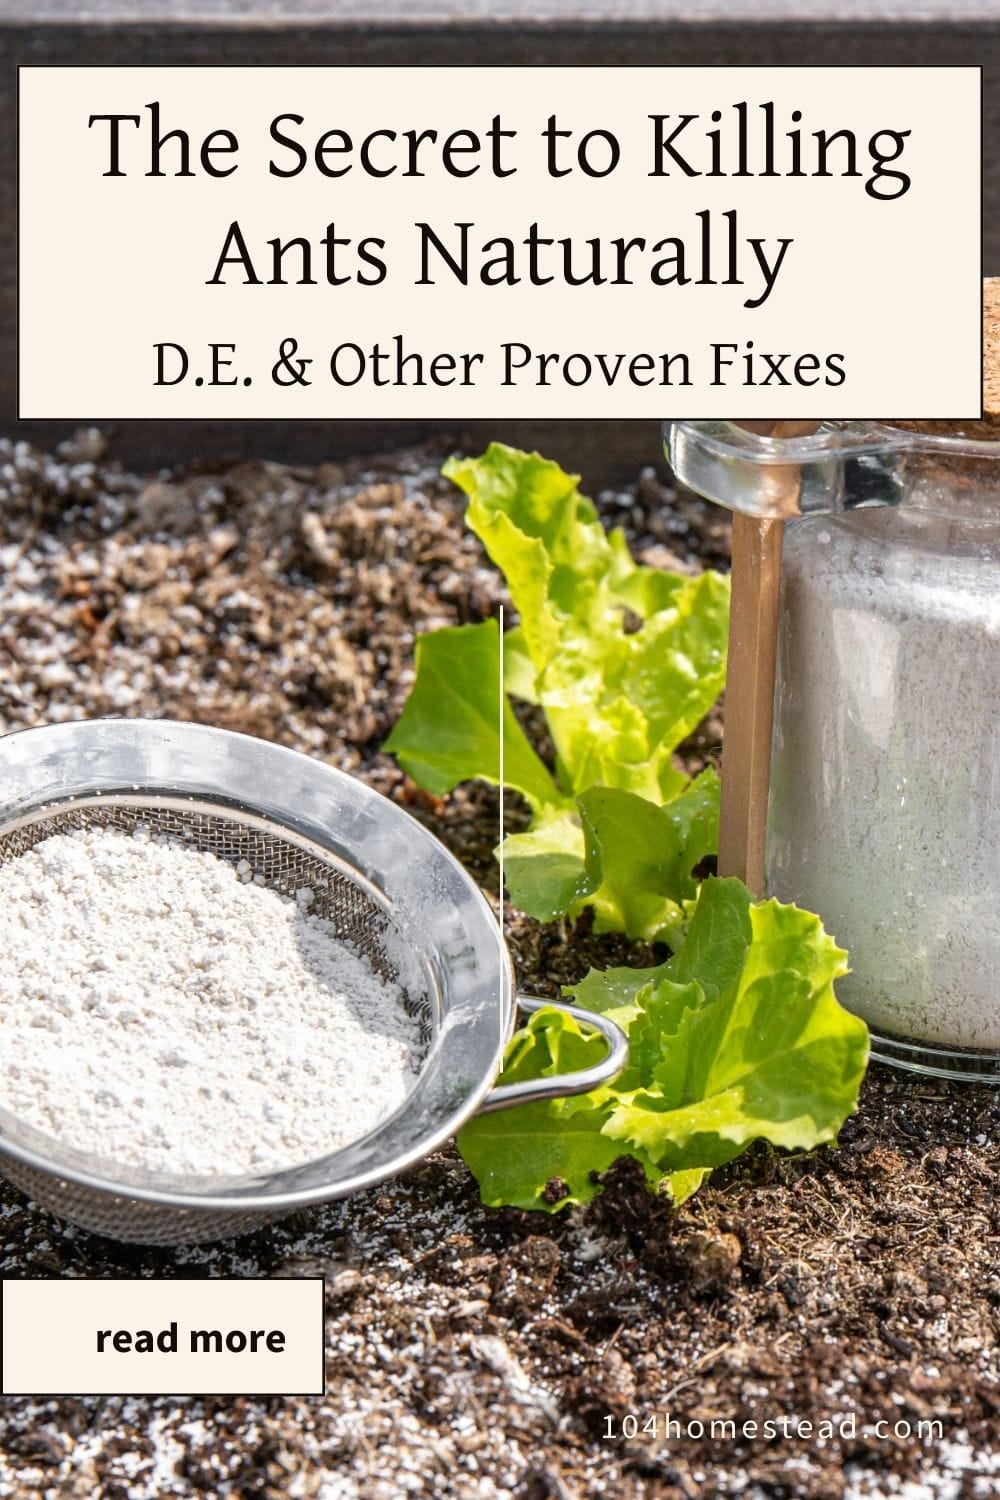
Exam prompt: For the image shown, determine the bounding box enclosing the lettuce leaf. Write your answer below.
[383,619,564,817]
[457,879,869,1211]
[576,771,720,944]
[498,771,719,944]
[446,445,728,802]
[499,814,589,923]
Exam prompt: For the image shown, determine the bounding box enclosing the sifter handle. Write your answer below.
[477,995,628,1115]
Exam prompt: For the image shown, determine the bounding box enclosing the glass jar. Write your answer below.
[667,421,1000,1082]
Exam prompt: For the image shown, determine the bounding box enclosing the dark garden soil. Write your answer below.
[0,433,997,1500]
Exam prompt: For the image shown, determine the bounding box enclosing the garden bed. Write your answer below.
[0,432,997,1499]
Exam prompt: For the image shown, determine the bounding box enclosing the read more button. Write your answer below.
[1,1277,324,1395]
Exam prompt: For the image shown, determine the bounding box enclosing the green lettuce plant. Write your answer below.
[387,444,869,1208]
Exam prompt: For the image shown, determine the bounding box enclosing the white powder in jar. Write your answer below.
[768,505,1000,1050]
[0,825,422,1176]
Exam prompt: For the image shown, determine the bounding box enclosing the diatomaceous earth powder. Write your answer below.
[0,825,422,1176]
[768,507,1000,1050]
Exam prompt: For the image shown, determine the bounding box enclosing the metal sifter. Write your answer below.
[0,719,626,1245]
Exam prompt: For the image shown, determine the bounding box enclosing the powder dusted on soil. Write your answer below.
[0,825,420,1176]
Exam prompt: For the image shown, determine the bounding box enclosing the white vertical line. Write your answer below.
[498,604,505,916]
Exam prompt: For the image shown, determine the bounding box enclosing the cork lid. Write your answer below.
[888,279,1000,440]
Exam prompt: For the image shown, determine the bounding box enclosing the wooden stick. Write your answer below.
[717,513,785,895]
[717,420,817,897]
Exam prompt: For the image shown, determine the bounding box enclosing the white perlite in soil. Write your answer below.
[768,506,1000,1050]
[0,825,421,1176]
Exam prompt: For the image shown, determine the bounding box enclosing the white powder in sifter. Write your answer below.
[768,505,1000,1050]
[0,825,422,1176]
